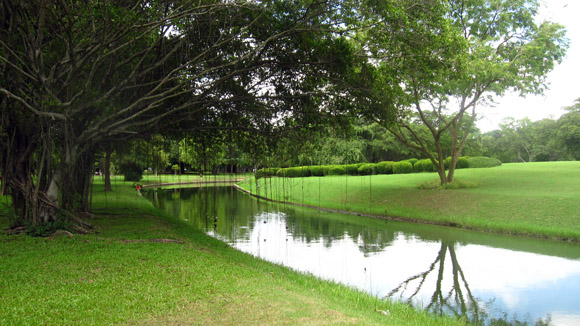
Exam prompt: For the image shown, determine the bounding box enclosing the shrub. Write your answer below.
[468,156,502,168]
[407,158,419,166]
[120,161,143,182]
[299,166,312,177]
[255,167,279,179]
[345,164,359,175]
[444,157,451,169]
[276,168,287,177]
[393,161,413,174]
[414,160,425,173]
[309,166,324,176]
[457,156,469,169]
[323,165,342,176]
[284,167,305,178]
[443,156,469,169]
[328,166,347,175]
[376,161,394,174]
[358,163,377,175]
[416,159,436,172]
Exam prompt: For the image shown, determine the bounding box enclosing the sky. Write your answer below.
[476,0,580,132]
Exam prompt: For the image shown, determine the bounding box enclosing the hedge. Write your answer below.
[467,156,502,168]
[345,164,360,175]
[358,163,377,175]
[376,161,394,174]
[393,161,413,174]
[255,167,279,179]
[406,158,419,166]
[328,166,347,175]
[255,156,500,180]
[309,166,324,176]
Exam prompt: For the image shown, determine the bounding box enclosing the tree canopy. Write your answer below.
[360,0,568,184]
[0,0,376,228]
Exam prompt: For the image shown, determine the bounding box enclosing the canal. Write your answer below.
[145,186,580,325]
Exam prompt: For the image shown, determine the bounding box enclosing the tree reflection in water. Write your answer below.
[147,187,560,326]
[387,241,552,326]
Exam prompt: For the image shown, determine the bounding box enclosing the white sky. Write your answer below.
[476,0,580,132]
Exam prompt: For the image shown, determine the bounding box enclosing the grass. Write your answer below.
[0,179,467,325]
[237,162,580,241]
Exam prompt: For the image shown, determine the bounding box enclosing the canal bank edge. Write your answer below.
[232,184,579,243]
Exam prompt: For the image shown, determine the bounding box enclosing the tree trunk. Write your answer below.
[104,149,112,191]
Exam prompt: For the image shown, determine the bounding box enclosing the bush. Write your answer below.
[358,163,377,175]
[376,161,394,174]
[407,158,419,166]
[443,156,469,169]
[415,159,436,172]
[284,167,305,178]
[393,161,413,174]
[457,156,469,169]
[328,166,347,175]
[255,167,279,179]
[444,157,451,169]
[120,161,143,182]
[299,166,312,177]
[309,166,324,176]
[468,156,502,168]
[413,160,424,173]
[345,164,360,175]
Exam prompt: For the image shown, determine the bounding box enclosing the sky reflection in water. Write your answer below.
[148,186,580,325]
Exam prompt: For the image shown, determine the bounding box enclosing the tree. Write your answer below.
[364,0,568,184]
[483,116,564,162]
[557,99,580,160]
[0,0,372,230]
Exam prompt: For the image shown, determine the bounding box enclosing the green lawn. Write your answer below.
[238,162,580,241]
[0,180,467,326]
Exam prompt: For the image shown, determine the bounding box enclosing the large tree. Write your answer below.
[0,0,371,230]
[363,0,568,184]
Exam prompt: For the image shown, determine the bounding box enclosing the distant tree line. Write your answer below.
[482,99,580,163]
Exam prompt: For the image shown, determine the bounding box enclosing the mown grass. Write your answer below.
[0,180,467,325]
[238,162,580,241]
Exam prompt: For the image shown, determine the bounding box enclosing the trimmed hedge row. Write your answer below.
[255,156,501,179]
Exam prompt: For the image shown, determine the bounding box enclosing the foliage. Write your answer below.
[119,162,144,182]
[467,157,502,168]
[255,168,279,179]
[358,164,377,176]
[309,166,324,177]
[482,101,580,163]
[376,161,394,174]
[363,0,568,185]
[1,0,384,228]
[416,159,436,173]
[345,164,360,175]
[457,157,469,169]
[393,161,413,174]
[328,166,347,176]
[407,158,419,166]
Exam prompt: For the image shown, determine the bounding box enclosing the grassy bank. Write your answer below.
[238,162,580,241]
[0,181,466,325]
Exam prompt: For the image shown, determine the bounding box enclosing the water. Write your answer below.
[145,186,580,325]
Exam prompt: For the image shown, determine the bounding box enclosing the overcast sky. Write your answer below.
[476,0,580,132]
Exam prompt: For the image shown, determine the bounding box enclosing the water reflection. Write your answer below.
[145,186,580,326]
